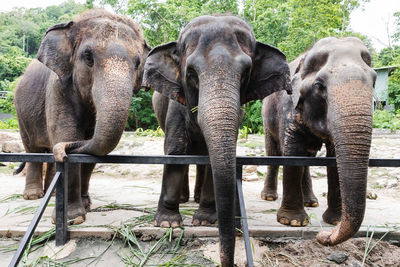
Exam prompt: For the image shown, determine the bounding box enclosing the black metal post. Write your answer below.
[9,171,61,267]
[236,165,254,267]
[56,162,69,246]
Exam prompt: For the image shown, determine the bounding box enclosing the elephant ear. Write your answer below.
[37,21,74,84]
[243,42,292,104]
[133,41,152,94]
[141,42,185,105]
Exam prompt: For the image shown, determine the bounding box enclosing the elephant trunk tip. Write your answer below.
[316,221,355,246]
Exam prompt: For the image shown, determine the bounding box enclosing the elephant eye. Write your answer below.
[186,67,199,90]
[313,82,325,91]
[133,55,141,69]
[82,49,94,67]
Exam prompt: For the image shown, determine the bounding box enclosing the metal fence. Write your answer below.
[2,153,400,267]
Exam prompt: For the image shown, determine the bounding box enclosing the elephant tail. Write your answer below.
[13,162,26,175]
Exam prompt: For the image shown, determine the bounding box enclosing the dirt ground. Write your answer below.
[0,129,400,266]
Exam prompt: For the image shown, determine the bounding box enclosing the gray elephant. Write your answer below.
[14,9,149,224]
[261,37,376,246]
[152,91,205,203]
[142,15,291,266]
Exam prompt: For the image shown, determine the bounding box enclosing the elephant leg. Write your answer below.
[193,165,217,225]
[323,143,342,225]
[51,163,86,225]
[278,165,309,226]
[24,162,44,200]
[81,163,96,211]
[302,164,319,207]
[44,162,55,194]
[155,164,186,227]
[155,105,188,228]
[261,132,280,201]
[179,165,190,203]
[194,164,206,203]
[278,135,309,227]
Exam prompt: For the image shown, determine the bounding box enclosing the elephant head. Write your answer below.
[292,37,376,245]
[37,9,150,159]
[142,15,291,266]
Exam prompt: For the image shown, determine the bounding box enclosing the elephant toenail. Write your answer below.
[153,220,158,226]
[201,220,210,226]
[312,202,319,207]
[192,219,200,226]
[160,221,171,228]
[279,218,288,225]
[290,220,300,226]
[171,221,180,228]
[73,216,85,225]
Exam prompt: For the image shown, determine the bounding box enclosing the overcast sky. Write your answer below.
[350,0,400,50]
[1,0,399,51]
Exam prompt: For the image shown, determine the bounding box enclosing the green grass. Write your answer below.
[0,193,22,203]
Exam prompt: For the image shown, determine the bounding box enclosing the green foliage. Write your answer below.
[0,47,31,90]
[0,90,15,114]
[0,1,87,56]
[127,90,158,130]
[373,110,400,132]
[238,126,252,140]
[241,100,264,134]
[126,0,239,47]
[134,126,165,137]
[388,68,400,109]
[0,118,19,130]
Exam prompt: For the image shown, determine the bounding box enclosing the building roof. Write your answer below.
[374,65,398,71]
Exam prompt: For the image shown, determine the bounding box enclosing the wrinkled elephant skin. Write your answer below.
[14,9,149,225]
[142,15,292,266]
[261,37,376,245]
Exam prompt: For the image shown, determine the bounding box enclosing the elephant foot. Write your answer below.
[303,195,319,207]
[322,208,341,225]
[23,187,44,200]
[82,195,92,212]
[51,202,86,225]
[192,207,217,226]
[260,188,278,201]
[194,193,200,203]
[154,206,182,228]
[179,193,189,204]
[277,207,308,226]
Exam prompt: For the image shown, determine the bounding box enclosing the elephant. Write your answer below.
[142,15,292,266]
[152,91,205,203]
[260,37,376,246]
[14,9,149,225]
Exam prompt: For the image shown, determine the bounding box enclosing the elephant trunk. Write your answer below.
[69,57,133,156]
[317,78,372,245]
[198,72,241,266]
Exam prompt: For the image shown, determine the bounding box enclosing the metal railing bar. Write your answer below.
[3,153,400,167]
[55,163,68,246]
[9,171,61,267]
[0,153,54,163]
[236,165,254,267]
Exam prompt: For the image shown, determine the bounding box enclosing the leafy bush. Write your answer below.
[0,90,15,114]
[373,110,400,132]
[0,118,18,130]
[126,90,158,131]
[134,127,164,137]
[241,100,264,134]
[388,68,400,110]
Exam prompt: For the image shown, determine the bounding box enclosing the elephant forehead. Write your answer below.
[179,15,253,44]
[77,19,144,52]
